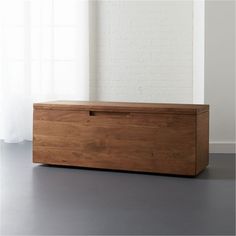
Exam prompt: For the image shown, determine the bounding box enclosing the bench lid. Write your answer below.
[34,101,209,115]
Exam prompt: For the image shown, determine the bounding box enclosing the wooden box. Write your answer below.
[33,101,209,176]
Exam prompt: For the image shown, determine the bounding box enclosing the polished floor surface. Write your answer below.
[0,141,235,235]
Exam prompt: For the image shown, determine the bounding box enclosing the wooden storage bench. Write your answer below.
[33,101,209,176]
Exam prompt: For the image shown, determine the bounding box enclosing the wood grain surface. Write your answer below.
[196,111,209,175]
[33,101,209,176]
[34,101,209,114]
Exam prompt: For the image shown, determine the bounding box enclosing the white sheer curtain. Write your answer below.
[0,0,89,142]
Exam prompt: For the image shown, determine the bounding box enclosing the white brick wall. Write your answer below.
[94,0,194,103]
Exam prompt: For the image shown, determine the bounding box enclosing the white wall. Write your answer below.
[205,0,235,153]
[94,0,195,103]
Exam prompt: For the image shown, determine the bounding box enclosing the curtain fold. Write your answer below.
[0,0,89,142]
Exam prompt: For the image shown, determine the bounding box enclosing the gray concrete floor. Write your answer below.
[0,141,235,235]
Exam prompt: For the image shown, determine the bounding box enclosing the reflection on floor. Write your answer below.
[0,141,235,235]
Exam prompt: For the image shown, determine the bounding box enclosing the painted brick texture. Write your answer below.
[95,0,193,103]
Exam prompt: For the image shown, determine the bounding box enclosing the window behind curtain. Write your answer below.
[0,0,89,142]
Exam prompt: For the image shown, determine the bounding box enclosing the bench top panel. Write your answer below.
[34,101,209,115]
